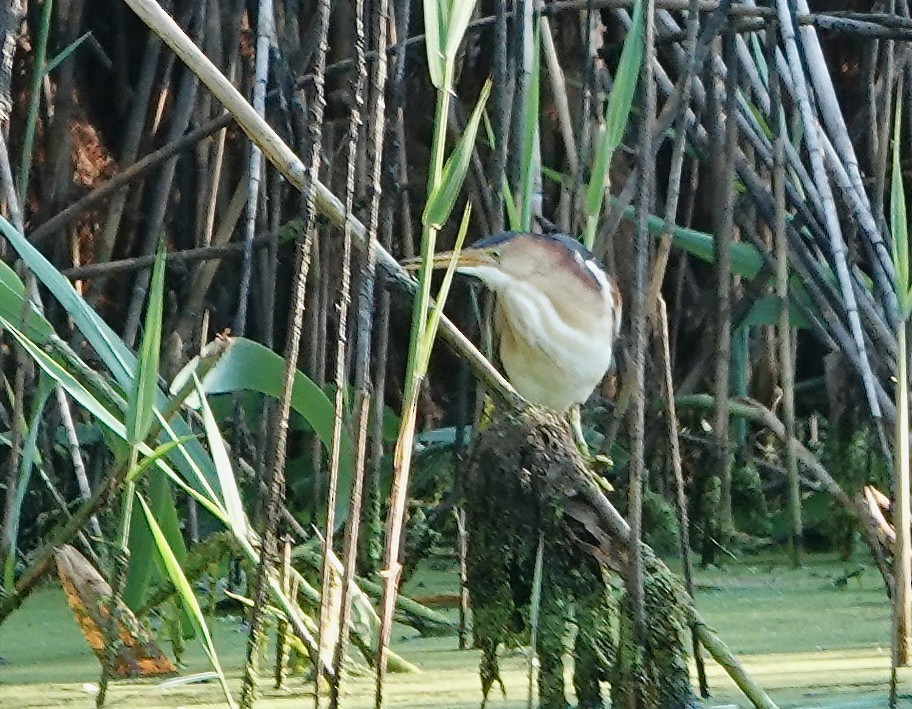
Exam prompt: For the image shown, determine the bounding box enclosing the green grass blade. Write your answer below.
[422,204,472,372]
[444,0,478,63]
[891,93,910,316]
[137,494,235,708]
[126,243,166,445]
[125,436,198,483]
[0,318,127,439]
[0,216,134,388]
[424,0,445,89]
[482,111,522,229]
[43,31,91,76]
[146,422,230,524]
[0,260,54,343]
[17,0,53,202]
[4,375,53,588]
[155,413,223,508]
[423,79,492,229]
[196,376,248,538]
[583,0,644,248]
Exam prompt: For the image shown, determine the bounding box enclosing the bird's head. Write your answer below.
[403,231,610,298]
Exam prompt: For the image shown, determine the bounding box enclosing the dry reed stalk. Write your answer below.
[330,0,391,700]
[656,297,707,696]
[626,0,657,690]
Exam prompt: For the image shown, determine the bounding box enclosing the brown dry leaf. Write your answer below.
[54,545,176,678]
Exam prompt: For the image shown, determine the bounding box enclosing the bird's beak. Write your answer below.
[401,247,498,273]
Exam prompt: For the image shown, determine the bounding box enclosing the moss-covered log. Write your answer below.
[465,407,695,708]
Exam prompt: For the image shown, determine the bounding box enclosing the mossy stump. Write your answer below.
[464,407,695,708]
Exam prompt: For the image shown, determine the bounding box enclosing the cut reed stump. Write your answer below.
[465,407,778,709]
[54,545,176,679]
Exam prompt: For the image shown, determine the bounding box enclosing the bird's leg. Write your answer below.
[570,406,614,491]
[569,405,590,458]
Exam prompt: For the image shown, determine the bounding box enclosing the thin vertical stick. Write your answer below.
[545,6,577,232]
[310,235,328,520]
[573,0,597,236]
[452,355,472,651]
[768,18,801,567]
[55,389,102,540]
[892,73,912,676]
[657,297,707,697]
[628,0,656,702]
[490,0,510,233]
[455,506,470,649]
[238,0,331,696]
[713,29,738,541]
[95,31,162,269]
[122,2,207,348]
[234,0,272,337]
[526,532,545,709]
[318,0,367,696]
[644,0,700,313]
[274,535,292,689]
[894,319,912,687]
[329,0,389,690]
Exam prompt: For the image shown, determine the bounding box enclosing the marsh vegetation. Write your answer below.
[0,0,909,706]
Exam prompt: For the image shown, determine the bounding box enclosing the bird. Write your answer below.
[416,231,622,413]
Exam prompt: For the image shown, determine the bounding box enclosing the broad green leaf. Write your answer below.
[424,0,445,89]
[583,0,644,248]
[137,494,235,708]
[171,337,352,524]
[740,294,811,330]
[891,94,910,317]
[637,212,764,280]
[172,339,340,456]
[197,375,248,538]
[126,244,165,445]
[124,438,197,624]
[423,79,492,229]
[124,472,186,622]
